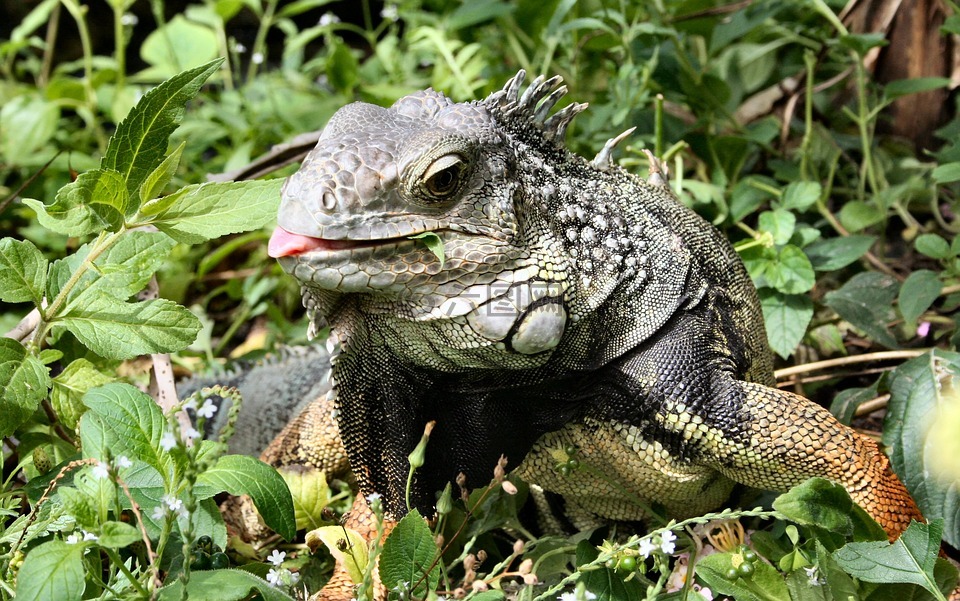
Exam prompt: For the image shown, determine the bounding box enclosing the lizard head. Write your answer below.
[269,72,596,364]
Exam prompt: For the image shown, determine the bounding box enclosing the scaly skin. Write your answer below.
[264,72,930,597]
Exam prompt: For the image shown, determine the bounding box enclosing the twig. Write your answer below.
[774,349,929,380]
[4,308,41,343]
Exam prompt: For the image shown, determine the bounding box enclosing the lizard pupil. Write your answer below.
[426,165,461,198]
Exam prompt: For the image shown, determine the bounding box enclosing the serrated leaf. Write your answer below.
[58,486,99,530]
[408,232,445,266]
[773,478,854,536]
[781,181,821,211]
[0,238,47,304]
[24,170,125,236]
[58,295,200,359]
[140,140,186,207]
[280,467,331,531]
[51,359,113,430]
[306,526,369,585]
[380,509,440,600]
[104,58,223,200]
[151,179,282,243]
[758,209,796,246]
[899,270,942,327]
[804,235,876,272]
[80,383,169,476]
[14,539,86,601]
[97,521,142,548]
[824,272,899,348]
[575,539,644,601]
[885,350,960,548]
[833,520,943,597]
[156,568,296,601]
[767,244,815,294]
[759,290,812,359]
[695,550,791,601]
[196,455,295,540]
[0,338,51,439]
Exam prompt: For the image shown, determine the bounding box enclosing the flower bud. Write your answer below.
[518,558,534,575]
[408,421,435,469]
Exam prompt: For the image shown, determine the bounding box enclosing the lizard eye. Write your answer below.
[422,154,467,200]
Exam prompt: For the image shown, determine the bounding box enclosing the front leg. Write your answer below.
[708,377,923,539]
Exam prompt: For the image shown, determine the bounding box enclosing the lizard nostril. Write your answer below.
[322,190,337,211]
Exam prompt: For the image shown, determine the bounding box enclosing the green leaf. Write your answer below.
[0,238,47,304]
[766,244,815,294]
[326,39,359,94]
[380,509,441,600]
[140,140,186,207]
[804,235,876,272]
[157,569,296,601]
[839,33,888,56]
[780,181,822,212]
[885,77,951,100]
[408,232,446,266]
[97,521,142,548]
[575,540,644,601]
[139,16,219,80]
[79,383,169,476]
[759,290,812,359]
[885,350,960,548]
[0,94,59,162]
[279,467,331,531]
[196,455,296,540]
[932,162,960,185]
[0,338,51,439]
[107,57,222,200]
[839,200,885,233]
[14,539,86,601]
[59,295,201,359]
[898,270,942,327]
[823,272,899,348]
[915,233,952,259]
[24,170,126,236]
[306,525,369,585]
[51,359,113,430]
[150,179,282,244]
[833,520,943,597]
[695,550,791,601]
[758,209,796,246]
[773,478,855,536]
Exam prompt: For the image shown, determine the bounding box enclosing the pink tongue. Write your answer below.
[268,227,326,258]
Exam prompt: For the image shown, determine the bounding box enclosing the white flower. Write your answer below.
[160,431,177,451]
[115,455,132,469]
[696,586,714,601]
[91,461,110,480]
[638,537,657,558]
[804,566,823,585]
[163,494,186,517]
[233,42,246,53]
[266,568,282,586]
[120,12,138,25]
[288,571,300,584]
[267,549,286,566]
[380,4,398,20]
[557,591,596,601]
[252,52,264,65]
[183,398,197,411]
[365,492,382,503]
[82,531,98,541]
[318,12,340,26]
[184,426,202,440]
[152,505,167,520]
[197,399,218,419]
[66,532,81,544]
[659,530,677,555]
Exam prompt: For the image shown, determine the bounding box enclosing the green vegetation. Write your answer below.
[2,0,960,599]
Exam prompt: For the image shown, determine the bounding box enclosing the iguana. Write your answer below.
[253,71,924,595]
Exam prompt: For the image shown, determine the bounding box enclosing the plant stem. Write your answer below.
[245,0,278,83]
[103,547,150,597]
[113,3,126,92]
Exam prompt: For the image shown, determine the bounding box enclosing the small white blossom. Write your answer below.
[252,52,264,65]
[319,12,340,26]
[266,568,282,586]
[288,571,300,584]
[638,537,657,558]
[115,455,132,469]
[91,461,110,480]
[120,12,138,25]
[557,591,596,601]
[160,430,177,451]
[197,399,218,419]
[152,505,167,520]
[183,398,197,411]
[163,494,186,517]
[268,549,286,566]
[83,531,98,541]
[66,532,81,544]
[805,566,823,585]
[697,586,714,601]
[365,492,382,503]
[660,530,677,555]
[184,426,202,440]
[380,4,398,20]
[233,42,246,53]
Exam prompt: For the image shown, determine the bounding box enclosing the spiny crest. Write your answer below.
[483,70,588,146]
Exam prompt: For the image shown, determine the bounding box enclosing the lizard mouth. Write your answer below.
[268,226,424,258]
